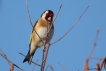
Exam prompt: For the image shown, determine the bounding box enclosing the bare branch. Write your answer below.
[0,49,6,56]
[40,5,62,71]
[88,29,100,59]
[45,64,49,71]
[84,59,89,71]
[25,0,33,26]
[25,0,44,44]
[0,51,24,71]
[8,64,14,71]
[0,49,11,66]
[18,52,41,66]
[47,4,62,34]
[84,29,100,71]
[51,6,89,45]
[90,57,102,60]
[44,4,62,47]
[53,4,62,23]
[49,65,55,71]
[31,59,39,71]
[40,43,50,71]
[58,62,68,71]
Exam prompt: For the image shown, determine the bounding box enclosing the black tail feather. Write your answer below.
[23,48,37,64]
[23,50,31,64]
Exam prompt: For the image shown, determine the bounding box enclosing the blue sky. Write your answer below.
[0,0,106,71]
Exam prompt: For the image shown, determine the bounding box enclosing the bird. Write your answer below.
[23,10,54,64]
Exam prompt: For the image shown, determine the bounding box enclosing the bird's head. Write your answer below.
[41,10,54,22]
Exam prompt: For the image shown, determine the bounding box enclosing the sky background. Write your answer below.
[0,0,106,71]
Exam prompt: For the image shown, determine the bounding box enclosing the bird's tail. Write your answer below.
[23,50,33,64]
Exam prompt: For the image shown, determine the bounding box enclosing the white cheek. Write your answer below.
[48,17,51,21]
[42,14,46,21]
[42,11,49,21]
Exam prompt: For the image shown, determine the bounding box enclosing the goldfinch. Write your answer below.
[23,10,54,64]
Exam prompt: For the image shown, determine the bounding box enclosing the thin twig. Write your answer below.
[18,52,41,66]
[53,4,62,23]
[0,53,11,66]
[0,49,11,66]
[88,29,100,59]
[25,0,44,44]
[40,5,62,71]
[51,6,89,45]
[0,53,24,71]
[49,65,55,71]
[58,62,68,71]
[25,0,33,26]
[44,4,62,47]
[31,59,39,71]
[45,64,49,71]
[47,4,62,34]
[0,49,6,56]
[84,29,100,71]
[45,4,62,46]
[90,57,102,60]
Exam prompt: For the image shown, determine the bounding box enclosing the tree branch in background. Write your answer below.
[0,49,24,71]
[51,6,89,45]
[25,0,44,44]
[0,49,11,66]
[31,59,39,71]
[84,29,100,71]
[90,57,102,60]
[88,29,100,59]
[49,65,55,71]
[45,64,49,71]
[40,5,62,71]
[18,52,41,66]
[40,43,50,71]
[47,4,62,34]
[58,62,68,71]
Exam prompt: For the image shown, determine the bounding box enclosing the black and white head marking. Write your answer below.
[41,10,54,22]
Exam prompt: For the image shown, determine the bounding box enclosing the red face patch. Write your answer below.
[46,13,53,17]
[49,14,53,17]
[45,13,53,22]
